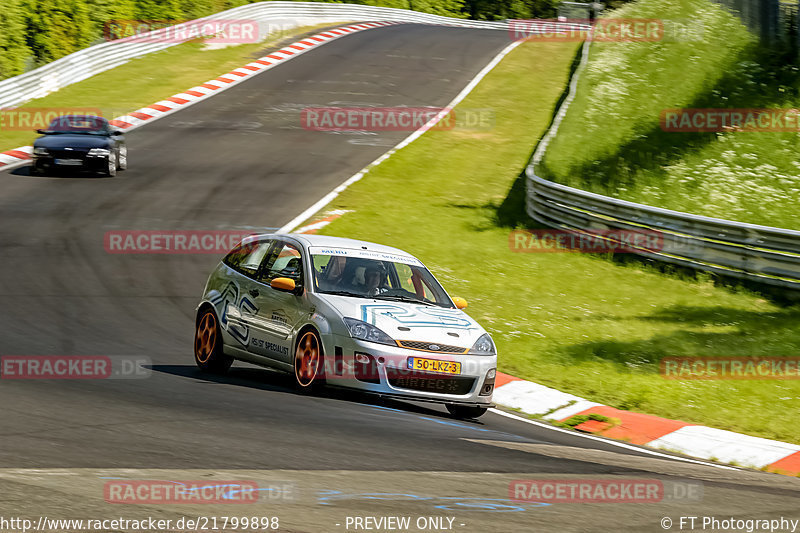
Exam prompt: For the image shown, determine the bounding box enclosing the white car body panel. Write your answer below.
[197,233,497,407]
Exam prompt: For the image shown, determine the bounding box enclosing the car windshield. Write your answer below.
[311,253,453,308]
[44,115,109,134]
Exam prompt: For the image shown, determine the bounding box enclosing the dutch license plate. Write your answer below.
[55,159,83,166]
[407,357,461,375]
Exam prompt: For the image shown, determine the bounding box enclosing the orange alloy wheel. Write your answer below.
[295,331,321,387]
[195,311,217,364]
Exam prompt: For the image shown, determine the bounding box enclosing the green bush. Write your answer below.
[22,0,94,65]
[0,0,32,78]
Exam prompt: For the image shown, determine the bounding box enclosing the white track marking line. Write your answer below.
[279,39,523,233]
[489,408,737,470]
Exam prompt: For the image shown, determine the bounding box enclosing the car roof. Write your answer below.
[53,114,108,123]
[252,233,419,261]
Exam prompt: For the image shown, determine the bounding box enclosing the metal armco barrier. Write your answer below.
[526,173,800,288]
[525,41,800,290]
[0,2,585,110]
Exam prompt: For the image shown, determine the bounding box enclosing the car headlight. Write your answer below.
[87,148,111,156]
[468,333,496,356]
[343,317,395,346]
[33,147,48,155]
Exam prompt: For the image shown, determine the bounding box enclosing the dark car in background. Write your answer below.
[31,115,127,177]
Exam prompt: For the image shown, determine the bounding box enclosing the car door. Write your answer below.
[217,239,275,351]
[246,240,310,364]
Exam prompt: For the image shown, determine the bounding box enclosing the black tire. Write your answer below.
[293,329,325,391]
[117,145,127,170]
[194,308,232,374]
[103,153,117,177]
[30,165,44,177]
[446,404,488,419]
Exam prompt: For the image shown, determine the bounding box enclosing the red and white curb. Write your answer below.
[0,146,33,169]
[493,372,800,475]
[293,209,351,234]
[0,22,397,172]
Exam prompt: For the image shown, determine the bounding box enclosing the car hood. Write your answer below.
[315,294,486,349]
[34,134,112,149]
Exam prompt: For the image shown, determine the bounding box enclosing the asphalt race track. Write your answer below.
[1,23,799,533]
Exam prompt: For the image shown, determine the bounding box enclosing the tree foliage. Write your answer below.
[0,0,562,80]
[0,0,32,78]
[22,0,94,64]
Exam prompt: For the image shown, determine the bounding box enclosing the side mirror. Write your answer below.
[452,297,468,309]
[36,129,47,134]
[270,277,296,293]
[111,130,124,136]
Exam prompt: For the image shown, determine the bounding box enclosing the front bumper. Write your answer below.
[32,153,109,172]
[322,334,496,406]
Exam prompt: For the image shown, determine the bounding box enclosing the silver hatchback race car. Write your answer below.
[194,234,497,418]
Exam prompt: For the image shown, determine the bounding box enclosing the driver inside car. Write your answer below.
[363,264,388,296]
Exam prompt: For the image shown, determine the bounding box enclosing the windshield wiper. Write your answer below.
[321,290,367,298]
[373,294,435,306]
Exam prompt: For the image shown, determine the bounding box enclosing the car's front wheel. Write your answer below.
[294,329,325,391]
[103,152,117,177]
[194,308,232,374]
[446,404,488,419]
[117,145,127,170]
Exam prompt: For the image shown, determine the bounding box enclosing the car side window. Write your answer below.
[259,243,304,286]
[223,240,273,278]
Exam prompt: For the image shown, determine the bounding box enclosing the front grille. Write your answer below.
[386,368,475,395]
[397,340,466,353]
[49,149,88,159]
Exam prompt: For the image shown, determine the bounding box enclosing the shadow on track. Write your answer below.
[9,164,115,179]
[149,363,491,425]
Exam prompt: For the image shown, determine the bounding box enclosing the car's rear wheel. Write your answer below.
[117,145,127,170]
[294,329,325,390]
[194,308,232,373]
[446,404,488,419]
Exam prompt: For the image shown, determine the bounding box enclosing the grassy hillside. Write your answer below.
[540,0,800,230]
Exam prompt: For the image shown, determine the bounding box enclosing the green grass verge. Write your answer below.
[0,24,333,152]
[541,0,800,230]
[311,39,800,444]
